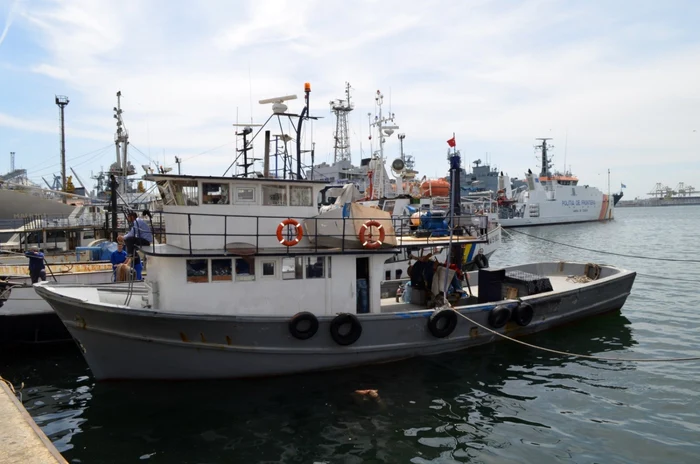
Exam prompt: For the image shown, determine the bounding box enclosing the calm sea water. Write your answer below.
[2,206,700,463]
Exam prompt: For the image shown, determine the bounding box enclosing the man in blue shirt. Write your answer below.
[25,247,46,284]
[110,242,128,281]
[118,210,153,267]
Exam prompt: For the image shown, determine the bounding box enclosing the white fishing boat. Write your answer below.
[497,138,614,227]
[33,84,636,379]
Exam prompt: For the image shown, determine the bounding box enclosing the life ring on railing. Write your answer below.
[276,218,304,246]
[288,311,319,340]
[358,220,385,249]
[427,309,458,338]
[330,313,363,346]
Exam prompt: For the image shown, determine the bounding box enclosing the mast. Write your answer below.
[113,91,129,195]
[369,90,398,199]
[330,82,353,164]
[294,83,311,179]
[55,95,69,203]
[536,137,553,178]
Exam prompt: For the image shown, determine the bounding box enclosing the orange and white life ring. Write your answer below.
[276,218,303,247]
[358,220,385,249]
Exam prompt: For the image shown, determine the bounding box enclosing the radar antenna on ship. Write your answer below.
[222,83,319,179]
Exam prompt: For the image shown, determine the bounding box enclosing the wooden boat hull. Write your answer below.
[34,262,636,379]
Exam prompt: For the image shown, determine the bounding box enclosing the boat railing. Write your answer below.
[146,209,491,257]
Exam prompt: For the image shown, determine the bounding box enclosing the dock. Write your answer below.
[0,380,67,464]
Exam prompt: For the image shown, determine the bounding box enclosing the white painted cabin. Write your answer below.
[144,175,397,317]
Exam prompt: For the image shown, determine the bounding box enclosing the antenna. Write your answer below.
[329,82,353,164]
[564,129,568,174]
[259,94,298,114]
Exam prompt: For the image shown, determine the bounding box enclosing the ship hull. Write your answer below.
[0,189,76,226]
[499,183,613,228]
[34,262,636,380]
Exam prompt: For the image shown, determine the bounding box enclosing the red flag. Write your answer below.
[447,137,456,147]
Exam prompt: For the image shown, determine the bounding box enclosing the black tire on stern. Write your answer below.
[488,305,511,329]
[512,302,534,326]
[428,309,458,338]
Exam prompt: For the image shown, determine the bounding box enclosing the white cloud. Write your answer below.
[1,0,698,198]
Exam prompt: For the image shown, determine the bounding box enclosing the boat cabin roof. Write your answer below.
[145,174,328,185]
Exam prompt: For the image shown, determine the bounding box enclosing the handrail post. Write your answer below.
[188,213,192,255]
[224,215,228,253]
[341,217,346,252]
[314,217,318,253]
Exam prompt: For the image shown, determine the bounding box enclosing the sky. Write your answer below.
[0,0,699,200]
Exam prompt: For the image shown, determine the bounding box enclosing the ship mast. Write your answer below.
[113,91,129,194]
[536,138,553,178]
[330,82,353,164]
[369,90,398,199]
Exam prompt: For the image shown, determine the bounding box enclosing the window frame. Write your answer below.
[186,258,209,283]
[234,185,257,204]
[261,259,277,280]
[202,182,231,205]
[262,184,288,207]
[211,258,233,282]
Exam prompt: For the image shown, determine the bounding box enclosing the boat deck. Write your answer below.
[378,274,594,313]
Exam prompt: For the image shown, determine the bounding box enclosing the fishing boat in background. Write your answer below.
[497,138,614,227]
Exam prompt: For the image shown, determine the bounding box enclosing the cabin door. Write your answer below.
[356,257,370,314]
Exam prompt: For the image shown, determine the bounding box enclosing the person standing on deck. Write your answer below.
[25,247,46,284]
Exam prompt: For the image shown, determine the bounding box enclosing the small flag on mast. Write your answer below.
[621,183,626,189]
[447,136,456,147]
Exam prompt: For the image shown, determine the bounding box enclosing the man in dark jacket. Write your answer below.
[25,248,46,284]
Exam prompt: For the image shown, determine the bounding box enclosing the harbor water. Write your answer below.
[1,206,699,463]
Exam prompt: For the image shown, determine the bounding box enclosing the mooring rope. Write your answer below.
[506,228,700,263]
[445,308,700,363]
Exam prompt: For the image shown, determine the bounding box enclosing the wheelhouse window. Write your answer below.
[262,185,287,206]
[235,186,256,203]
[172,180,199,206]
[282,257,303,280]
[202,183,230,205]
[290,186,313,207]
[235,257,255,281]
[305,257,325,279]
[262,260,276,279]
[186,259,208,283]
[211,259,232,281]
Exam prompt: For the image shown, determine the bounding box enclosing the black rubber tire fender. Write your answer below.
[329,313,363,346]
[512,302,534,327]
[428,309,459,338]
[488,305,511,329]
[475,254,489,269]
[288,311,319,340]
